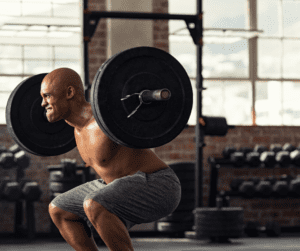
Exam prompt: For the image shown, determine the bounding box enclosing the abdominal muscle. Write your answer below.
[93,148,169,184]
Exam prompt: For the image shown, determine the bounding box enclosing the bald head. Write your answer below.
[40,68,88,123]
[42,68,85,100]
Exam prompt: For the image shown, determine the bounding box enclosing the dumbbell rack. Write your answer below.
[208,156,299,207]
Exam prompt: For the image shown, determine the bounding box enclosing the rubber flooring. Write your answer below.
[1,235,300,251]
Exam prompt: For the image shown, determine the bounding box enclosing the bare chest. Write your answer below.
[74,122,113,167]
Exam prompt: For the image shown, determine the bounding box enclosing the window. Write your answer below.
[169,0,300,126]
[0,0,82,124]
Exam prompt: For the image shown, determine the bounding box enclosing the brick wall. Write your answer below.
[154,125,300,227]
[153,0,169,52]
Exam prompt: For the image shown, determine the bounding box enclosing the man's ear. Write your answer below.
[66,86,75,100]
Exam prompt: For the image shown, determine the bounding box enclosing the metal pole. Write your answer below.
[83,0,90,102]
[195,0,204,208]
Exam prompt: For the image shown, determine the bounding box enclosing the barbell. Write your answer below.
[6,46,193,156]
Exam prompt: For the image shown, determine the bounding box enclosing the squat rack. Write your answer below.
[83,0,205,208]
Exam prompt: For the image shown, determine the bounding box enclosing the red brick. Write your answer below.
[252,136,271,144]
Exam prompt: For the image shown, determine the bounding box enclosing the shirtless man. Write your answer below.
[42,68,182,251]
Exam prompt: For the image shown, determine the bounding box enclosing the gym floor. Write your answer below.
[1,235,300,251]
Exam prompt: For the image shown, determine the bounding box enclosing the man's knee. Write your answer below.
[49,203,80,221]
[83,199,107,223]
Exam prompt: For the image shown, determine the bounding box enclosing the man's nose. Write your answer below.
[41,99,47,108]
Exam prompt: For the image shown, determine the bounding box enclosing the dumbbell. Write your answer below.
[0,177,22,201]
[222,146,237,160]
[244,221,281,237]
[238,180,256,198]
[282,143,296,153]
[19,180,42,201]
[270,144,282,154]
[0,152,15,169]
[290,150,300,167]
[245,152,261,167]
[260,151,276,168]
[275,151,291,167]
[254,145,277,167]
[0,145,7,154]
[247,177,273,198]
[254,145,268,154]
[239,147,261,168]
[290,177,300,197]
[9,144,31,169]
[271,174,293,198]
[254,179,273,198]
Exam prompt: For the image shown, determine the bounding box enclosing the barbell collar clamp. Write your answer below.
[121,88,172,118]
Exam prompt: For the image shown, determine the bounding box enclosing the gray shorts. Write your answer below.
[51,167,181,231]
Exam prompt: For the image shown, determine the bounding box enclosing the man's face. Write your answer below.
[40,81,66,123]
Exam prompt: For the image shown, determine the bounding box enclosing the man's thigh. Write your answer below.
[84,168,182,229]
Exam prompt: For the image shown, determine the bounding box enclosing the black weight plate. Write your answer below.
[169,162,195,172]
[91,47,193,149]
[6,74,76,156]
[157,212,194,223]
[157,222,193,232]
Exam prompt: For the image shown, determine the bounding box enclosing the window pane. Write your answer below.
[0,45,22,59]
[203,81,252,125]
[54,47,81,60]
[258,0,280,36]
[0,108,6,125]
[24,60,52,74]
[187,79,197,126]
[256,81,300,126]
[169,40,196,78]
[53,3,80,18]
[0,2,21,16]
[258,39,281,78]
[203,0,247,29]
[0,92,9,107]
[203,40,248,78]
[24,46,52,59]
[283,0,300,37]
[0,77,23,92]
[0,60,22,74]
[283,40,300,79]
[169,0,196,15]
[22,3,51,17]
[282,81,300,125]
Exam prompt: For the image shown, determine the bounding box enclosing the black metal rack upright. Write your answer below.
[83,0,204,208]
